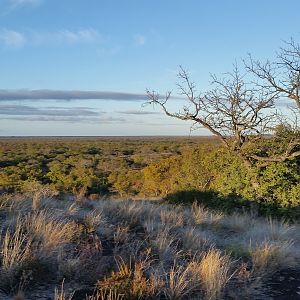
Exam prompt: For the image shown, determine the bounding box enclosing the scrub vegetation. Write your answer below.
[0,40,300,299]
[0,136,299,299]
[0,195,299,299]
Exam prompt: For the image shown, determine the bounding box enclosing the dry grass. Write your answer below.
[191,202,208,225]
[220,213,253,232]
[53,280,74,300]
[0,196,298,299]
[0,194,13,210]
[0,218,34,294]
[152,228,179,264]
[97,257,156,299]
[22,181,58,211]
[190,202,223,228]
[25,210,78,251]
[163,263,197,300]
[0,220,31,272]
[189,249,233,300]
[160,208,184,228]
[86,289,124,300]
[116,201,142,225]
[250,240,293,275]
[180,227,211,253]
[113,225,130,246]
[83,209,106,233]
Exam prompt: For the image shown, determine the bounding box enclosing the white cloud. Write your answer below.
[58,29,101,44]
[133,34,146,46]
[9,0,43,9]
[32,29,102,45]
[0,29,26,48]
[0,28,102,48]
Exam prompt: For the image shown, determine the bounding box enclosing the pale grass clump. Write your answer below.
[97,257,157,299]
[0,220,31,272]
[191,202,224,229]
[267,218,295,241]
[152,229,179,264]
[220,213,253,232]
[137,202,159,219]
[180,227,210,253]
[116,201,142,225]
[244,218,295,245]
[0,194,13,210]
[38,198,70,212]
[94,200,119,217]
[160,208,184,228]
[0,219,33,294]
[25,210,78,251]
[191,202,208,225]
[6,196,32,216]
[142,206,165,235]
[83,209,106,233]
[58,258,81,280]
[250,240,294,275]
[163,263,198,300]
[190,248,233,300]
[66,202,80,216]
[206,212,224,229]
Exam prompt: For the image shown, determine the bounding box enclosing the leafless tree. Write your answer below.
[246,38,300,110]
[146,65,300,166]
[245,39,300,162]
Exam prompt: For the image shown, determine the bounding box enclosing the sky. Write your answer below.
[0,0,299,136]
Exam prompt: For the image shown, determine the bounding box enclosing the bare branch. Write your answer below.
[245,39,300,109]
[146,63,299,165]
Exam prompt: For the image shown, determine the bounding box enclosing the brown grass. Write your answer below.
[53,280,74,300]
[163,263,197,300]
[25,211,78,251]
[0,220,31,272]
[190,249,233,300]
[0,196,298,299]
[250,240,293,275]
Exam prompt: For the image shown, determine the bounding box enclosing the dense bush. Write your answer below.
[1,137,299,219]
[111,144,300,218]
[0,138,194,196]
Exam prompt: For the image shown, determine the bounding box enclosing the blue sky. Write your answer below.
[0,0,299,136]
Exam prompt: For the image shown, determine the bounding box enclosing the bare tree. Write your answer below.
[245,39,300,162]
[146,65,300,165]
[246,38,300,110]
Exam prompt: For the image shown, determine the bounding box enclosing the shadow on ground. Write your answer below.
[165,189,300,220]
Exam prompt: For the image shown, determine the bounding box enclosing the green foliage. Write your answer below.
[0,137,299,219]
[108,170,142,197]
[225,244,250,259]
[0,137,192,196]
[208,148,256,200]
[141,155,182,197]
[139,146,257,202]
[138,145,300,218]
[47,158,108,196]
[258,160,300,208]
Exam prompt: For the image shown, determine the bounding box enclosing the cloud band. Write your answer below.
[0,90,148,101]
